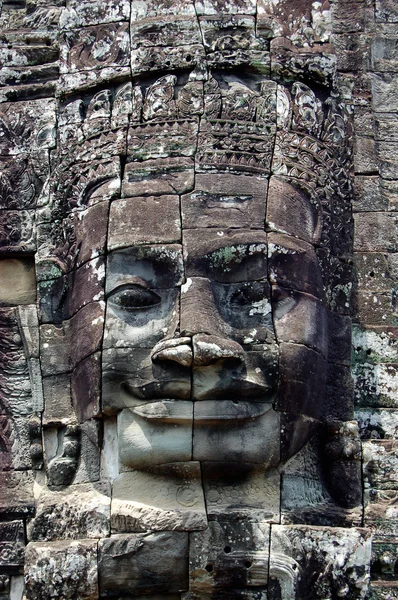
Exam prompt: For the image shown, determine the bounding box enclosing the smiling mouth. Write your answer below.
[121,377,274,402]
[132,399,274,425]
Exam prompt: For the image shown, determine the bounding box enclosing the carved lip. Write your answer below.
[132,399,273,424]
[122,380,191,399]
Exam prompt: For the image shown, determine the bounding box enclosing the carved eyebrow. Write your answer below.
[204,243,268,269]
[192,243,268,282]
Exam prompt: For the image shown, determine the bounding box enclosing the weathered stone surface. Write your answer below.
[354,212,398,252]
[0,210,35,252]
[372,73,398,112]
[273,288,328,356]
[0,99,56,154]
[371,539,398,581]
[122,158,195,197]
[25,540,98,600]
[182,173,267,230]
[42,374,73,426]
[325,362,355,421]
[357,408,398,440]
[131,15,202,49]
[111,464,207,532]
[40,302,104,376]
[322,420,362,509]
[354,135,378,174]
[183,229,268,282]
[269,525,372,599]
[258,0,331,43]
[28,482,110,541]
[368,581,398,599]
[71,352,102,422]
[354,252,393,295]
[0,153,49,211]
[39,257,105,323]
[375,0,398,22]
[0,470,35,518]
[117,404,193,468]
[268,233,325,299]
[354,360,398,409]
[98,532,189,597]
[0,521,25,572]
[202,463,280,522]
[193,402,280,469]
[108,195,181,249]
[196,0,257,15]
[74,420,101,484]
[277,342,327,420]
[331,0,367,33]
[355,289,396,326]
[127,119,199,159]
[0,414,38,471]
[69,201,110,269]
[364,440,398,491]
[59,23,130,74]
[60,0,130,30]
[189,520,270,594]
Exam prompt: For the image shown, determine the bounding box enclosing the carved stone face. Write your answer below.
[102,170,328,473]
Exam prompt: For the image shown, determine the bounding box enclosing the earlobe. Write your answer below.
[321,421,362,509]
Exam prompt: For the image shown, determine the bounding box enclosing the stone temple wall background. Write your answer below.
[0,0,397,598]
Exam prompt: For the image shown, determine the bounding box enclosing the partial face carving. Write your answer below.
[102,171,327,472]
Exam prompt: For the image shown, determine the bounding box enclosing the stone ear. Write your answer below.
[321,421,362,509]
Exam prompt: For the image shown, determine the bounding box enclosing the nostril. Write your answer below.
[192,334,245,367]
[151,337,193,368]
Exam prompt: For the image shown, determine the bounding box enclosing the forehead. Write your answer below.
[107,166,319,248]
[104,163,323,290]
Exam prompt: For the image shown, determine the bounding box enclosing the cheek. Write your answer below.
[273,291,329,357]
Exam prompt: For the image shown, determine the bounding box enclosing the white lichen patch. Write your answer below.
[181,278,193,294]
[353,326,398,362]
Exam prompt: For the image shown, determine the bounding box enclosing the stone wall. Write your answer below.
[0,1,396,599]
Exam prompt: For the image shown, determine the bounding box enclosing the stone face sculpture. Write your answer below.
[0,1,383,598]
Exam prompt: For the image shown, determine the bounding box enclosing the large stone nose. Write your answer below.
[152,277,245,370]
[151,334,244,369]
[180,277,225,339]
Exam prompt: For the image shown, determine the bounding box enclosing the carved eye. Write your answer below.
[229,282,266,306]
[108,285,161,310]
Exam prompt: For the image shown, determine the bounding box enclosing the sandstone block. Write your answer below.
[372,73,398,112]
[25,539,98,600]
[28,483,110,541]
[60,0,130,29]
[202,462,280,522]
[122,158,195,197]
[111,464,207,532]
[182,172,267,230]
[376,0,398,22]
[98,532,189,597]
[269,525,372,599]
[59,23,130,74]
[189,520,270,593]
[0,521,25,572]
[108,196,181,249]
[354,212,398,252]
